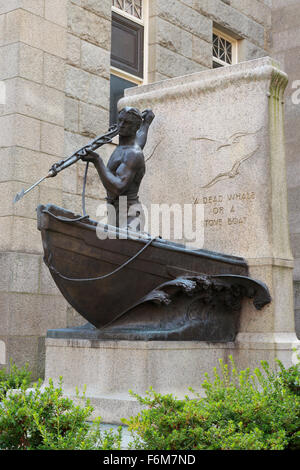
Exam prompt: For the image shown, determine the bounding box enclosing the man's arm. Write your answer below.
[82,150,138,196]
[135,109,155,150]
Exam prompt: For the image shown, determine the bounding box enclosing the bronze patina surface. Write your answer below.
[38,205,271,342]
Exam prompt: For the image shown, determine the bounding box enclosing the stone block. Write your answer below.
[0,43,19,80]
[192,35,214,67]
[0,293,10,336]
[294,257,300,281]
[272,0,299,9]
[39,186,63,209]
[40,260,60,295]
[43,54,65,91]
[77,161,106,199]
[229,0,271,28]
[62,192,101,220]
[287,187,300,235]
[41,122,65,157]
[44,337,299,424]
[0,147,14,182]
[6,335,41,379]
[64,131,90,157]
[66,33,81,67]
[87,74,109,109]
[65,65,90,101]
[0,0,44,16]
[238,39,268,62]
[45,0,68,27]
[272,3,300,32]
[79,102,108,137]
[81,0,111,20]
[147,71,170,82]
[153,17,183,54]
[1,147,61,189]
[154,0,212,43]
[68,3,111,51]
[8,293,68,336]
[0,339,6,365]
[66,304,86,328]
[0,252,40,293]
[0,217,13,252]
[3,78,64,126]
[64,96,79,133]
[272,27,300,53]
[62,161,78,194]
[151,44,206,78]
[42,86,65,126]
[19,43,44,83]
[4,9,66,58]
[0,114,41,151]
[290,233,300,261]
[0,181,38,219]
[10,217,43,253]
[193,0,265,48]
[81,41,110,78]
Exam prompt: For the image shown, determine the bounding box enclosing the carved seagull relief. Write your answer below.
[191,131,259,156]
[201,146,261,189]
[145,138,164,163]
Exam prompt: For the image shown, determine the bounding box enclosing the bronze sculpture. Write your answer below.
[81,107,154,229]
[34,106,271,342]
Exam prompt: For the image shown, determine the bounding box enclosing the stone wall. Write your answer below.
[0,0,68,378]
[271,0,300,338]
[63,0,112,218]
[148,0,271,82]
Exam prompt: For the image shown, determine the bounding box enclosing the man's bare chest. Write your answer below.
[107,148,128,172]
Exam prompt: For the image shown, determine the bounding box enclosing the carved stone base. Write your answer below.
[44,334,299,424]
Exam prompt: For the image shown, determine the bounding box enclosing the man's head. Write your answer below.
[118,107,143,137]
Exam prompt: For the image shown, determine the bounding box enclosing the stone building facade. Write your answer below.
[0,0,298,377]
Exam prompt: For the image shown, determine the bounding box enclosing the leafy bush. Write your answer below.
[124,357,300,451]
[0,378,122,450]
[0,360,32,397]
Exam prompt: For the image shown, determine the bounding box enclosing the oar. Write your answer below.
[13,173,52,203]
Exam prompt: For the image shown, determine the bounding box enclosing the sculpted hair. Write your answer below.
[119,107,143,125]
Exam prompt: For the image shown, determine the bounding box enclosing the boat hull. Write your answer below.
[37,205,250,330]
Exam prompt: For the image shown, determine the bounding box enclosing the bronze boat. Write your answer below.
[38,204,271,341]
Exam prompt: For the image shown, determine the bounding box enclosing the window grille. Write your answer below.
[112,0,143,20]
[213,29,237,68]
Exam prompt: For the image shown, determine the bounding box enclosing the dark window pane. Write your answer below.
[213,61,223,69]
[110,74,137,126]
[111,12,144,78]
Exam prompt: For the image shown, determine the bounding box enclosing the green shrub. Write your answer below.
[0,378,122,450]
[0,360,32,397]
[124,357,300,451]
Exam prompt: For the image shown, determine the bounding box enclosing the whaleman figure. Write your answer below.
[82,107,155,230]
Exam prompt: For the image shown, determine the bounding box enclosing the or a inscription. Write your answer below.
[200,191,256,229]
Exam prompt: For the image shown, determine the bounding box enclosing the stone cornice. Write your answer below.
[119,57,288,108]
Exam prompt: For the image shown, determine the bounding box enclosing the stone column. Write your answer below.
[0,0,68,377]
[120,57,299,369]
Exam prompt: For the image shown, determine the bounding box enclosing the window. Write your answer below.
[110,0,148,125]
[112,0,143,20]
[213,28,238,69]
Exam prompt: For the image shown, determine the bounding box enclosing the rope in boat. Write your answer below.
[41,162,90,223]
[42,210,90,223]
[45,235,157,282]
